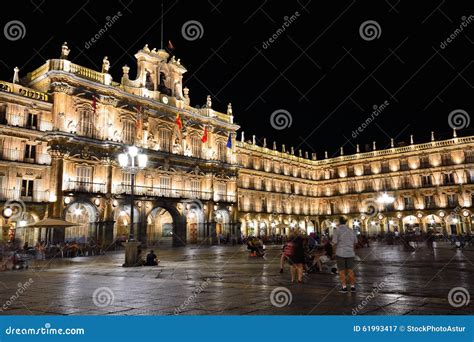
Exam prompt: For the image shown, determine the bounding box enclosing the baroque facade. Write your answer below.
[0,43,473,247]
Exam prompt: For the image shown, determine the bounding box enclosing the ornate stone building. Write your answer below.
[0,43,473,247]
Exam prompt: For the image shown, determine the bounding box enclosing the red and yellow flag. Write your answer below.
[175,112,182,130]
[201,127,208,143]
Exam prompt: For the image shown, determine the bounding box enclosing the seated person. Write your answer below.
[144,250,159,266]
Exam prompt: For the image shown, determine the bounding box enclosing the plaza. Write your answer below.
[0,242,472,316]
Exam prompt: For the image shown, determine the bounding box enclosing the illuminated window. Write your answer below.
[122,120,135,144]
[159,129,171,152]
[78,110,94,137]
[191,136,201,158]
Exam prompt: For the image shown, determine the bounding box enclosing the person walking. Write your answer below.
[286,234,305,283]
[332,217,358,293]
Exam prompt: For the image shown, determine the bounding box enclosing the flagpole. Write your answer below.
[161,2,164,50]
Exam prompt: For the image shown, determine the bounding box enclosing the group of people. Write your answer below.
[279,217,358,292]
[136,247,160,266]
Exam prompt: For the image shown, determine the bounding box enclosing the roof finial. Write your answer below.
[12,67,19,84]
[390,138,394,148]
[410,134,414,145]
[373,141,377,151]
[431,131,435,141]
[453,128,457,138]
[356,144,360,153]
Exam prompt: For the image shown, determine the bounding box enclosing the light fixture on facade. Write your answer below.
[18,220,27,227]
[389,220,394,225]
[330,222,337,228]
[462,210,470,217]
[64,196,71,205]
[113,199,118,207]
[452,218,459,224]
[353,221,360,227]
[376,192,395,204]
[94,198,100,206]
[417,212,423,219]
[49,194,57,203]
[396,212,403,219]
[439,211,445,218]
[74,208,82,216]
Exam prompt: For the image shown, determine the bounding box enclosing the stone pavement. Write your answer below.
[0,242,472,315]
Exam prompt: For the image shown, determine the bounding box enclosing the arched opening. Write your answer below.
[423,214,443,233]
[445,215,460,235]
[113,205,140,243]
[402,215,421,234]
[65,201,97,243]
[215,209,231,242]
[146,207,174,246]
[12,212,39,247]
[186,205,204,244]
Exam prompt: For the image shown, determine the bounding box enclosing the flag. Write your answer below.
[175,112,182,130]
[92,95,97,114]
[135,106,142,131]
[226,133,232,148]
[167,40,174,50]
[201,127,208,143]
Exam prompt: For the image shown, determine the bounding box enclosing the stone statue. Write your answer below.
[61,42,70,59]
[143,44,150,52]
[102,56,110,73]
[206,95,212,109]
[227,103,233,116]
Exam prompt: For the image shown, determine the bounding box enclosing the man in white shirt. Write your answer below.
[332,216,358,293]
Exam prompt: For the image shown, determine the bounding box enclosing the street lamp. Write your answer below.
[118,146,148,241]
[376,192,395,233]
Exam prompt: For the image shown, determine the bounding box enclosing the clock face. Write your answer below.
[162,96,168,104]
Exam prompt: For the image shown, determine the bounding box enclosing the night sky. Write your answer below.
[1,0,473,158]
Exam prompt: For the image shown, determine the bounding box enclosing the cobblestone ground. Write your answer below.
[0,242,473,315]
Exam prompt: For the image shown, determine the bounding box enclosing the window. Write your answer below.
[123,120,135,144]
[76,166,92,191]
[160,176,171,196]
[26,113,38,129]
[216,183,226,201]
[21,179,34,197]
[159,129,171,152]
[421,175,432,187]
[24,144,36,161]
[447,194,457,207]
[404,197,414,209]
[191,180,201,198]
[443,173,454,185]
[191,136,201,158]
[424,196,434,209]
[78,110,94,137]
[217,142,226,162]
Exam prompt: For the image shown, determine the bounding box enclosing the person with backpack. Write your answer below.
[332,217,358,293]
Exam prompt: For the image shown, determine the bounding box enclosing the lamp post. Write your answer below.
[376,192,395,233]
[118,146,147,266]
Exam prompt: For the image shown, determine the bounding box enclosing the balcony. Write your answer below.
[113,184,213,201]
[3,113,53,131]
[0,188,49,202]
[66,180,106,194]
[0,148,51,165]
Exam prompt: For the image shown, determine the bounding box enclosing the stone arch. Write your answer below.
[146,204,184,246]
[112,204,141,242]
[64,200,98,243]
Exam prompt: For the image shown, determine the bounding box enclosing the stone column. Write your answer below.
[103,160,115,247]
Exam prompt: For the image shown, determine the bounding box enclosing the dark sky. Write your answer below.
[1,0,473,158]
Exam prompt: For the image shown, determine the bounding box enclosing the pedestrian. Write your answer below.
[285,234,305,283]
[332,216,358,293]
